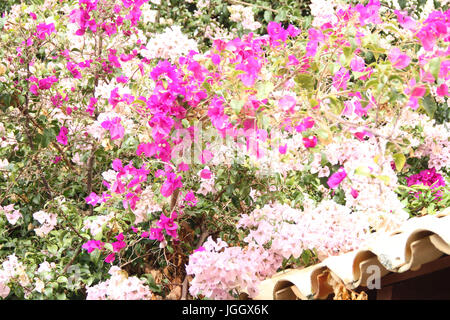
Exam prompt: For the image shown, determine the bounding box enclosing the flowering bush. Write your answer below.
[0,0,449,300]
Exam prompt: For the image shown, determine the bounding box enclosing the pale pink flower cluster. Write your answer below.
[132,186,162,224]
[142,26,198,61]
[228,5,262,31]
[187,200,371,300]
[139,3,158,24]
[387,109,449,171]
[86,266,152,300]
[242,129,308,176]
[82,213,115,237]
[415,121,450,171]
[324,137,409,231]
[239,201,370,258]
[33,211,57,237]
[310,0,339,27]
[0,255,31,299]
[37,261,56,278]
[204,21,235,41]
[196,167,216,195]
[186,237,282,299]
[0,204,22,225]
[0,123,17,148]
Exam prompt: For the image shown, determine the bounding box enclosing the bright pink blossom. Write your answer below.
[332,68,350,90]
[56,126,68,145]
[437,84,448,97]
[327,167,347,189]
[303,136,317,148]
[101,117,125,140]
[388,48,411,69]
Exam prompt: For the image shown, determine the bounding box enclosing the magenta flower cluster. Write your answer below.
[406,167,446,199]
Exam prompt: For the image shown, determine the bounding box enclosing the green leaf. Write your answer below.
[294,74,315,90]
[48,244,58,256]
[316,128,329,140]
[340,47,354,67]
[422,95,437,118]
[354,166,371,177]
[230,99,245,114]
[56,292,67,300]
[309,98,319,108]
[328,96,344,114]
[103,243,113,252]
[377,175,391,185]
[255,81,274,100]
[264,10,272,23]
[427,57,441,81]
[393,153,406,171]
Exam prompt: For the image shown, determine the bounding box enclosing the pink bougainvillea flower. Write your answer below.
[287,54,300,66]
[200,168,212,179]
[295,117,315,132]
[56,126,68,145]
[101,117,125,140]
[160,172,183,198]
[157,212,179,239]
[86,97,97,116]
[279,144,287,154]
[327,167,347,189]
[405,79,426,99]
[353,129,373,141]
[199,149,214,164]
[351,188,359,198]
[279,95,296,114]
[38,76,58,90]
[82,240,104,253]
[388,48,411,69]
[355,0,382,26]
[287,24,301,37]
[407,97,419,110]
[116,75,129,83]
[350,56,365,72]
[85,192,101,206]
[420,69,435,83]
[111,239,126,252]
[104,253,115,263]
[437,84,448,97]
[184,191,197,207]
[178,162,190,172]
[394,10,418,31]
[3,206,22,225]
[30,84,39,95]
[115,233,124,242]
[108,87,122,108]
[406,167,446,200]
[35,23,55,40]
[236,57,261,87]
[149,227,165,242]
[211,54,221,65]
[66,61,82,79]
[208,97,229,130]
[112,158,123,171]
[52,156,62,164]
[332,67,350,90]
[148,114,174,140]
[267,21,288,46]
[29,12,37,20]
[303,136,318,148]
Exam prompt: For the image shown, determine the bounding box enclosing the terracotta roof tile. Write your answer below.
[252,207,450,300]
